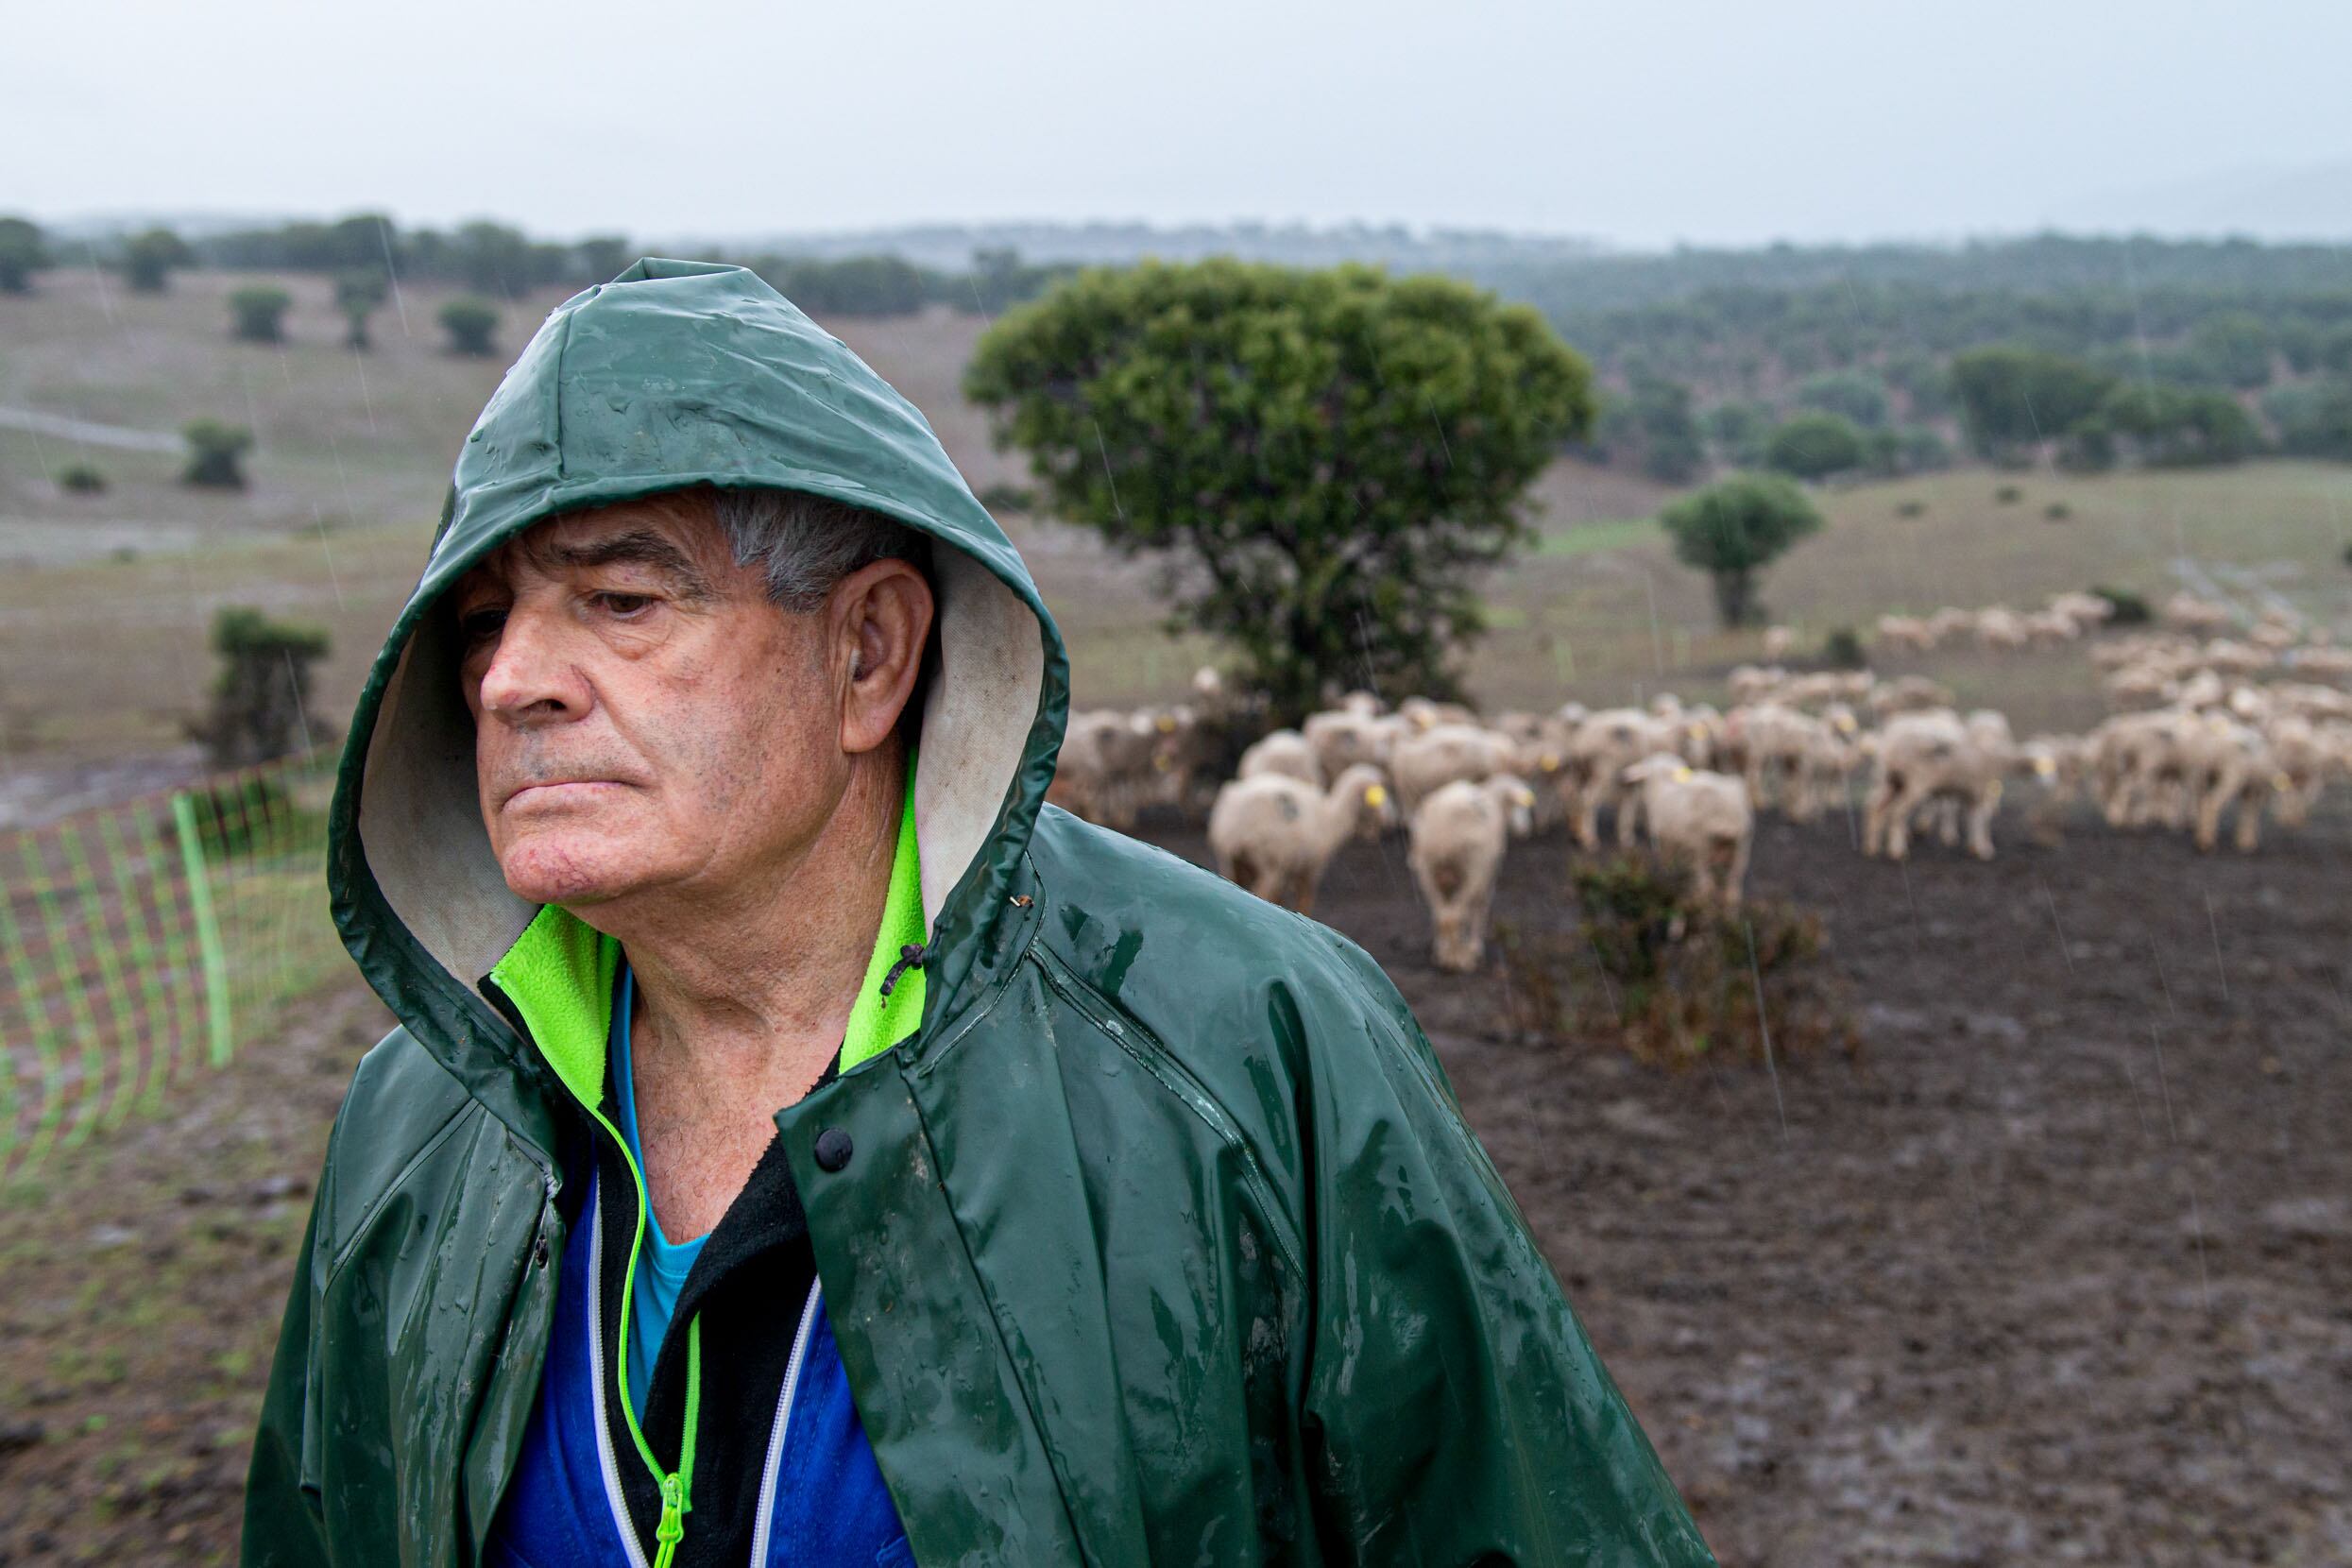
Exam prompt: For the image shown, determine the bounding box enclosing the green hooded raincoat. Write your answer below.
[242,259,1716,1567]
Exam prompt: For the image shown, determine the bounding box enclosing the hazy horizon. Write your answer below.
[11,1,2352,249]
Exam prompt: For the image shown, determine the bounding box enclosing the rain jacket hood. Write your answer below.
[249,260,1715,1568]
[334,256,1060,1083]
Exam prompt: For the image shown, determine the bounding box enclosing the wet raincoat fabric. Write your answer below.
[242,259,1716,1566]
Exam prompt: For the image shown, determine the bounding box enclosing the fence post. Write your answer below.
[171,792,234,1067]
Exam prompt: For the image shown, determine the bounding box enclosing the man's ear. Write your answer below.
[835,558,935,756]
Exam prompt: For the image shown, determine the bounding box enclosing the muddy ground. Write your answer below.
[4,810,2348,1564]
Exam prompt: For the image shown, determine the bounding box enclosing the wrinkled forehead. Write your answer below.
[454,489,737,601]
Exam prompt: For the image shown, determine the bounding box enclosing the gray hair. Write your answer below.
[709,486,930,612]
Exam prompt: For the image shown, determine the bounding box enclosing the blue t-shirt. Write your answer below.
[611,964,705,1412]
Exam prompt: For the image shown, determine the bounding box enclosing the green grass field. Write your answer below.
[7,264,2352,770]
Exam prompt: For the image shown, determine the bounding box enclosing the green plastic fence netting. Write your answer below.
[0,754,344,1178]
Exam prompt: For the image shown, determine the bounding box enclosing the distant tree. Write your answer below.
[766,254,931,317]
[1700,400,1772,467]
[1795,369,1892,429]
[1949,346,2118,462]
[196,606,330,768]
[2263,377,2352,460]
[57,462,107,494]
[1896,424,1952,472]
[334,269,387,349]
[182,419,254,487]
[573,233,634,283]
[2099,383,2259,467]
[2187,311,2275,390]
[438,296,501,356]
[1763,411,1868,480]
[0,215,51,293]
[228,284,293,343]
[1594,375,1705,483]
[451,221,541,295]
[1658,472,1825,628]
[1883,350,1953,419]
[122,226,195,293]
[2315,322,2352,376]
[965,260,1594,721]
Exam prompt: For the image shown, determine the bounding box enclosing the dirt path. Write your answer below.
[3,810,2346,1564]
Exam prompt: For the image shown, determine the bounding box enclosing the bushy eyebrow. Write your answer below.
[526,526,715,597]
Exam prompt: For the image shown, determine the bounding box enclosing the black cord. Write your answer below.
[878,942,929,998]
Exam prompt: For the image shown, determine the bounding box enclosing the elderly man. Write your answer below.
[244,260,1713,1567]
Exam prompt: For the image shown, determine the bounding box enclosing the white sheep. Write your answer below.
[1207,764,1392,915]
[1561,708,1679,849]
[1622,754,1755,911]
[1406,775,1537,972]
[1236,728,1322,787]
[1389,723,1521,815]
[1862,709,2004,861]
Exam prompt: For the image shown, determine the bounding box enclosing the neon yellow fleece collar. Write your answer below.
[488,768,928,1108]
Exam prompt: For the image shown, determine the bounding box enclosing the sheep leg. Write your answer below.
[1862,783,1891,857]
[1967,791,1998,861]
[2192,777,2227,853]
[1720,834,1751,912]
[1615,785,1644,849]
[2235,787,2264,853]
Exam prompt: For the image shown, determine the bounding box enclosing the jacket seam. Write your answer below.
[908,852,1047,1080]
[322,1104,477,1283]
[1030,942,1307,1282]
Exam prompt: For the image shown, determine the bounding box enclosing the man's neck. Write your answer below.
[604,745,905,1237]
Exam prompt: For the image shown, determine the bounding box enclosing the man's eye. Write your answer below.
[593,591,656,618]
[459,606,507,644]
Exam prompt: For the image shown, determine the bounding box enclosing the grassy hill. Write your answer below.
[5,264,2352,772]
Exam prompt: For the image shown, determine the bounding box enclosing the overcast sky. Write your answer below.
[9,0,2352,248]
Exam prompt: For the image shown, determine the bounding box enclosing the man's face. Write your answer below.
[452,494,844,911]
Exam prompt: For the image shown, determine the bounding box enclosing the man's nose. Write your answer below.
[476,602,592,724]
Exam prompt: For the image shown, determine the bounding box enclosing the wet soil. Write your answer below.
[3,812,2346,1565]
[1139,810,2352,1567]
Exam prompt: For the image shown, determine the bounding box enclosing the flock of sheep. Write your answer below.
[1047,586,2352,973]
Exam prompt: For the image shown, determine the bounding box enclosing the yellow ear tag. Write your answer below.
[1515,788,1536,807]
[2274,771,2292,792]
[1364,784,1389,808]
[1672,766,1694,783]
[1540,752,1560,771]
[2034,756,2056,777]
[1687,723,1707,741]
[1157,714,1177,732]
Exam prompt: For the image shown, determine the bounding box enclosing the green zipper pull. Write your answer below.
[653,1472,686,1568]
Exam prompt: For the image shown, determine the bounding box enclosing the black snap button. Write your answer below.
[813,1127,854,1172]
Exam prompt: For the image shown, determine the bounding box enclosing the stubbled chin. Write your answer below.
[496,834,646,908]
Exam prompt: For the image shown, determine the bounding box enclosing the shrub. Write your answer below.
[57,462,107,494]
[1498,856,1859,1071]
[0,215,50,293]
[193,606,330,769]
[1657,472,1825,628]
[121,227,194,293]
[1822,626,1866,669]
[1763,411,1867,481]
[334,269,387,349]
[2092,585,2151,625]
[179,774,299,861]
[2045,502,2072,520]
[438,296,501,356]
[181,419,253,488]
[1995,484,2023,503]
[228,285,293,344]
[1895,499,1927,518]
